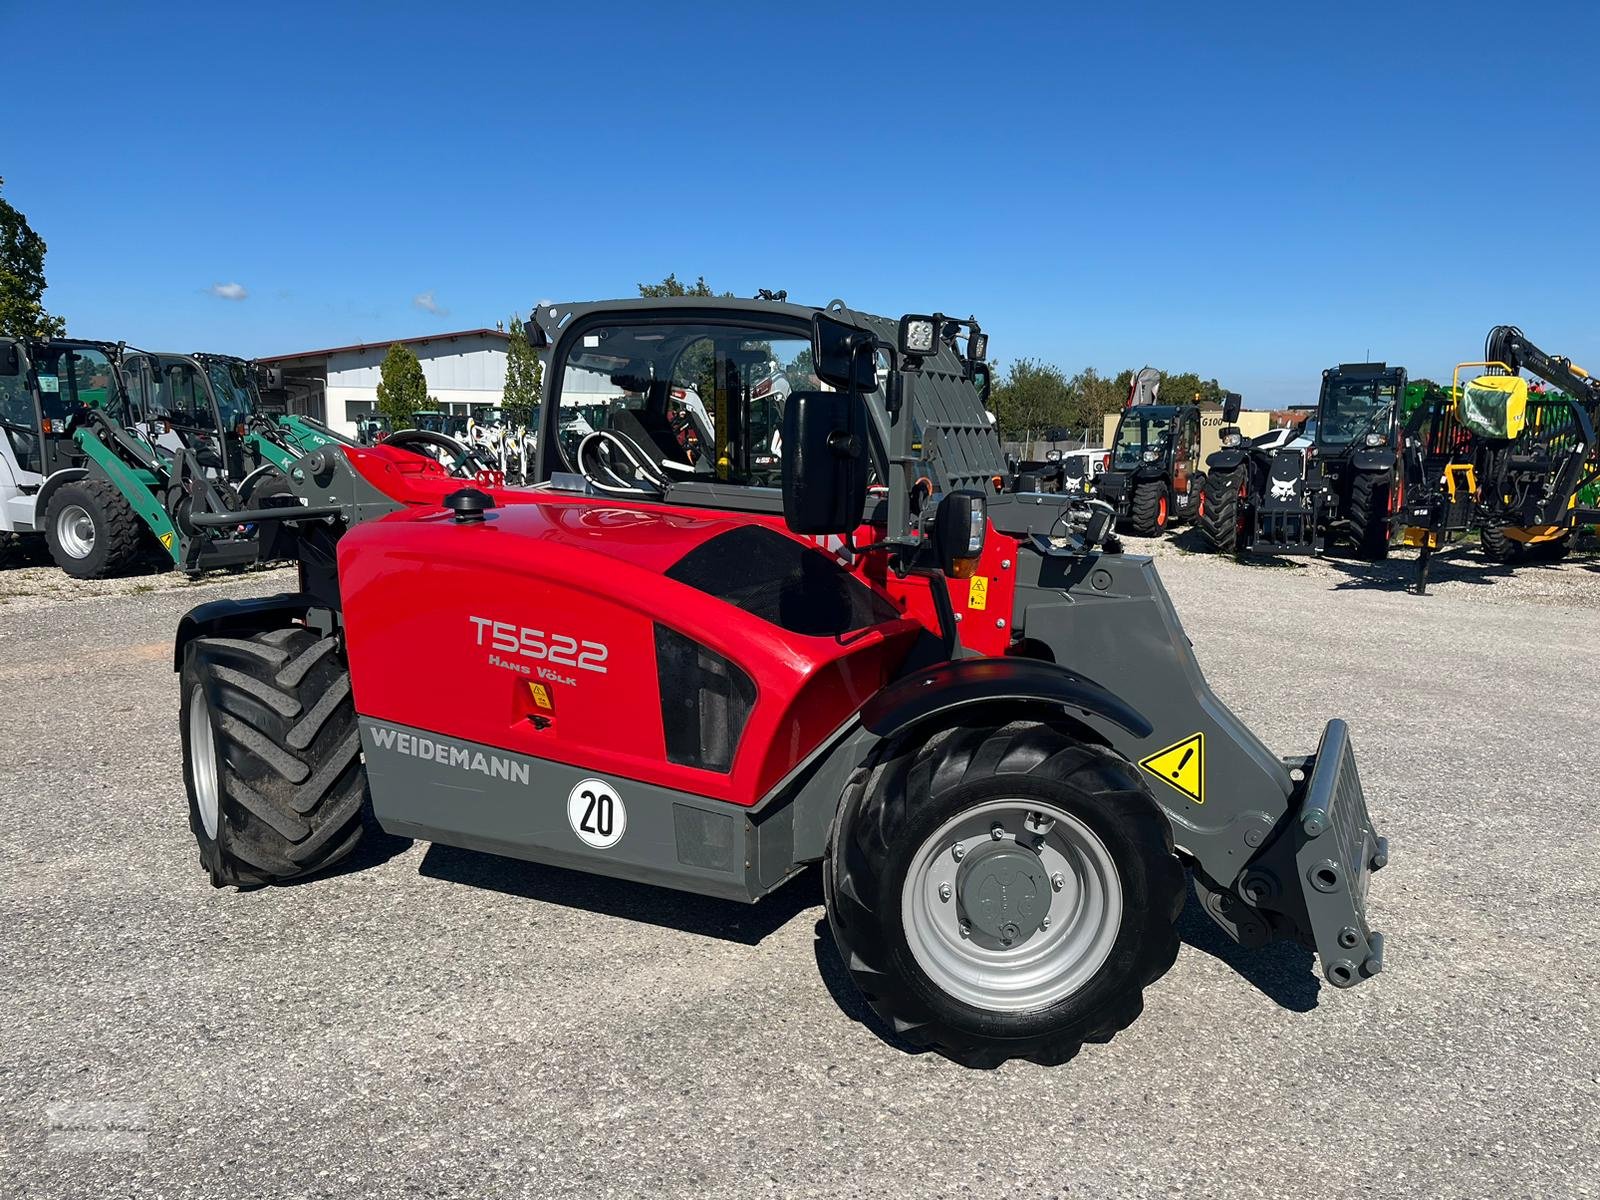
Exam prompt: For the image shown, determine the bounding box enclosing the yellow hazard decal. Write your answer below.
[159,532,175,551]
[528,682,554,711]
[1139,733,1204,805]
[967,576,989,610]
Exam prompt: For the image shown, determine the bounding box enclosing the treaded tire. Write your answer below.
[1197,469,1242,552]
[44,478,143,578]
[1346,472,1392,560]
[824,721,1184,1067]
[1127,480,1169,537]
[179,628,368,888]
[1479,525,1523,564]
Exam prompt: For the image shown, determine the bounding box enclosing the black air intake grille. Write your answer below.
[654,624,756,773]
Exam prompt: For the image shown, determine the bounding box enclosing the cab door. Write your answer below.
[1172,408,1199,504]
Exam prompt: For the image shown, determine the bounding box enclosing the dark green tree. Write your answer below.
[1067,366,1127,433]
[990,358,1073,444]
[0,177,66,339]
[375,342,431,428]
[502,313,543,427]
[638,272,728,298]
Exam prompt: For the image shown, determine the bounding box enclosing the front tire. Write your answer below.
[1479,525,1523,564]
[1346,472,1392,560]
[1128,481,1169,537]
[1197,469,1243,552]
[44,478,143,579]
[824,721,1183,1067]
[180,628,368,887]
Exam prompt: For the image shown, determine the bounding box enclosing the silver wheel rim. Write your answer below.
[901,799,1123,1013]
[56,504,96,559]
[188,685,221,840]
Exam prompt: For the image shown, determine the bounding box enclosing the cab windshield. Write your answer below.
[1111,410,1174,469]
[1319,378,1398,446]
[205,360,259,429]
[556,320,817,488]
[34,345,120,422]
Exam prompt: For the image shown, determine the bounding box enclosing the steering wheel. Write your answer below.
[385,428,481,478]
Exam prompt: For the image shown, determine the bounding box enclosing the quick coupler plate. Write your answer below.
[1293,718,1386,987]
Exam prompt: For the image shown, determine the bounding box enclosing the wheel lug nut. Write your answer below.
[1051,872,1065,892]
[990,824,1005,840]
[938,882,952,902]
[959,919,971,938]
[1041,916,1051,930]
[951,842,965,861]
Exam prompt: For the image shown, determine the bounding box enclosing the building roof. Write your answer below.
[258,327,510,364]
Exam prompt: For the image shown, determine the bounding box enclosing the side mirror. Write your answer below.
[932,489,987,578]
[970,363,994,405]
[812,313,878,392]
[0,343,19,377]
[1222,392,1242,424]
[780,390,868,535]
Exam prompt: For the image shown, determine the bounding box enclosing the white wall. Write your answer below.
[323,334,508,433]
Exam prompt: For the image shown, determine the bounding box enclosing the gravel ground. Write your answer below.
[2,545,1597,1199]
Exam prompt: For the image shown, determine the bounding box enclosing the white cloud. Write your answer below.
[207,282,248,301]
[413,290,447,315]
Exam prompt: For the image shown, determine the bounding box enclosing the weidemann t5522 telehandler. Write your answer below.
[174,297,1387,1066]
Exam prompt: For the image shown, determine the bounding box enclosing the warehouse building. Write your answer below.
[258,327,510,435]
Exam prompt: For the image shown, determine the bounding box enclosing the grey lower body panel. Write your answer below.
[359,718,804,903]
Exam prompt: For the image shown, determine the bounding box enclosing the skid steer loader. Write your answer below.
[174,297,1387,1066]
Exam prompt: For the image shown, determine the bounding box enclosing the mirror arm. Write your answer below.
[904,565,962,660]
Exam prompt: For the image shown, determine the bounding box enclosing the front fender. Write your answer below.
[174,592,315,670]
[1206,448,1247,473]
[860,657,1152,742]
[1349,450,1395,473]
[34,467,90,521]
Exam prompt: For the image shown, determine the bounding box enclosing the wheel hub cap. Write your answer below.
[901,800,1123,1012]
[57,504,95,558]
[956,842,1051,945]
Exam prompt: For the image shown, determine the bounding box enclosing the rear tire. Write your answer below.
[44,478,143,579]
[824,721,1183,1067]
[1197,469,1242,552]
[1128,481,1169,537]
[179,628,368,888]
[1346,471,1392,560]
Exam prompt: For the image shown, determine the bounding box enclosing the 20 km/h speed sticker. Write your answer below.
[567,778,626,849]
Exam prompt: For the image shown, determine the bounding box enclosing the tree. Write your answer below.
[990,358,1073,445]
[502,313,543,427]
[1067,367,1127,434]
[0,176,66,339]
[375,342,431,428]
[1157,371,1227,408]
[638,272,728,298]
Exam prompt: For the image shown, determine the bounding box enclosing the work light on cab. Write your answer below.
[899,315,938,357]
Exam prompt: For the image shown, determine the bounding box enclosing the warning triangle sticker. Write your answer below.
[1139,733,1204,805]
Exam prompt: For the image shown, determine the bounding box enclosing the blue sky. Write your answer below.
[3,1,1595,405]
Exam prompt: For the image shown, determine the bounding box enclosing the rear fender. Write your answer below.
[173,593,318,670]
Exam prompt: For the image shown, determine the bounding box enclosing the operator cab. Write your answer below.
[0,339,124,480]
[1316,364,1402,452]
[122,352,259,481]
